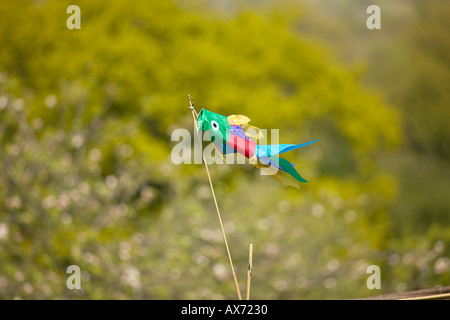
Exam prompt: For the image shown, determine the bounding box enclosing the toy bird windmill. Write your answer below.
[187,94,318,299]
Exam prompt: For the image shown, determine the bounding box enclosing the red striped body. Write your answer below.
[226,133,256,159]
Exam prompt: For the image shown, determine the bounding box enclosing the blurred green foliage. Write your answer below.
[0,0,448,299]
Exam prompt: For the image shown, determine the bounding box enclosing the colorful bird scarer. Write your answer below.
[197,109,319,188]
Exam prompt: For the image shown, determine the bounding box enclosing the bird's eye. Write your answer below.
[211,120,219,131]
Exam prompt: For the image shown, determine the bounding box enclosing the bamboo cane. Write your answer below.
[246,243,253,300]
[188,94,242,300]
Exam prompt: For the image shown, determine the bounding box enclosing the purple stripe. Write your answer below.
[229,125,249,140]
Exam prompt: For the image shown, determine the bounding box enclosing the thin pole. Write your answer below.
[246,243,253,300]
[188,94,242,300]
[398,292,450,300]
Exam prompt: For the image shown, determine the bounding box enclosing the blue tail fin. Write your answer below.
[255,139,319,157]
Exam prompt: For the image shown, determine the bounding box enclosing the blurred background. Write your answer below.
[0,0,449,299]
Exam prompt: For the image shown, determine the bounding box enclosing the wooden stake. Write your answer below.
[246,243,253,300]
[188,94,242,300]
[399,292,450,300]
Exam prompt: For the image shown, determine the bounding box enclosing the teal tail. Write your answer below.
[278,157,308,183]
[259,156,308,183]
[255,139,318,183]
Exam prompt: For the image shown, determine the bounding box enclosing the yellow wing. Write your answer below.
[228,114,264,142]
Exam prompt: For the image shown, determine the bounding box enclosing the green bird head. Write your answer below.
[197,109,230,143]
